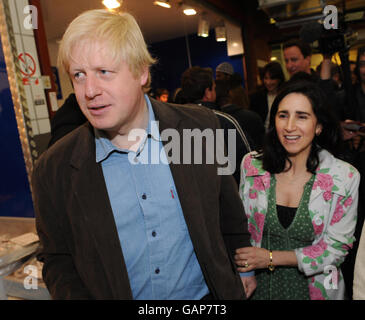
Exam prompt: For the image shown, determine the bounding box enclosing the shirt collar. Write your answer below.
[95,94,161,163]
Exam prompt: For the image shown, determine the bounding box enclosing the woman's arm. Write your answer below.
[234,247,297,272]
[295,169,360,277]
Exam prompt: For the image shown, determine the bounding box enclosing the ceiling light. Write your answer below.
[215,26,226,42]
[153,1,171,8]
[183,8,197,15]
[182,4,197,16]
[197,14,209,37]
[102,0,121,9]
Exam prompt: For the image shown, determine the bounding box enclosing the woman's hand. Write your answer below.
[235,247,270,272]
[241,276,257,299]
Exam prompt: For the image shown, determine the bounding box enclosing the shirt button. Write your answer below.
[155,268,160,274]
[142,194,147,200]
[152,231,156,237]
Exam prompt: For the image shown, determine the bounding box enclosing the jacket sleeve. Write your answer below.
[295,169,360,277]
[33,158,92,299]
[213,112,251,255]
[353,223,365,299]
[220,173,251,256]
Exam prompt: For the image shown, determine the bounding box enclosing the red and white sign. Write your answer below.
[18,52,36,77]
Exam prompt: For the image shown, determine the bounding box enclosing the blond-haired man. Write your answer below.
[33,9,254,300]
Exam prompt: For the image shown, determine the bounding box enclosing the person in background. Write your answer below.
[215,78,264,152]
[229,72,250,110]
[283,39,313,77]
[350,60,358,85]
[352,47,365,124]
[181,66,259,189]
[33,9,253,300]
[316,62,343,91]
[48,93,86,147]
[155,88,169,103]
[339,47,365,298]
[249,61,285,130]
[283,39,332,85]
[235,80,359,300]
[331,64,343,91]
[215,62,234,81]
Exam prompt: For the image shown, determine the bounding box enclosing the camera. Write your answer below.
[299,15,357,55]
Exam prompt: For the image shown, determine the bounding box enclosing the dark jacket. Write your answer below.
[48,94,86,147]
[249,89,269,124]
[194,101,261,187]
[221,103,264,151]
[33,98,250,300]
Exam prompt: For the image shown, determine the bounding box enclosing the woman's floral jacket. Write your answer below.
[239,149,360,300]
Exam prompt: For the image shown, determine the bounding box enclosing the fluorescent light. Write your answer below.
[102,0,121,9]
[153,1,171,8]
[215,26,226,42]
[198,15,209,37]
[183,6,197,15]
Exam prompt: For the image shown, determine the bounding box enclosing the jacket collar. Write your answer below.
[312,149,347,197]
[69,97,182,169]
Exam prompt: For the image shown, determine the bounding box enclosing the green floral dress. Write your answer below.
[251,174,315,300]
[240,151,360,299]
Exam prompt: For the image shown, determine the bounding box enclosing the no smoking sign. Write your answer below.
[18,52,36,77]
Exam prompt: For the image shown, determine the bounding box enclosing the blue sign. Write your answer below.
[0,37,35,217]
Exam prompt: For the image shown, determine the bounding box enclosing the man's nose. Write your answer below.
[85,75,101,99]
[286,62,294,72]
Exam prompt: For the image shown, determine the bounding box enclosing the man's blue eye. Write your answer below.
[74,72,83,79]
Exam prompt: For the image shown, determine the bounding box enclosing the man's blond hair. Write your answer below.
[58,9,156,92]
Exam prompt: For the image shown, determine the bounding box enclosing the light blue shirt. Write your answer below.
[95,95,209,299]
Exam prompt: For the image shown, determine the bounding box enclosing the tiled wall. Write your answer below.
[8,0,50,135]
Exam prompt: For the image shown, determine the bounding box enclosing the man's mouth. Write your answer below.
[88,105,109,110]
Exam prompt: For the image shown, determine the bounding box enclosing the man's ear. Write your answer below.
[140,66,149,86]
[204,86,213,101]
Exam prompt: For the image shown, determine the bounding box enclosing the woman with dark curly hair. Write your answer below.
[235,79,360,300]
